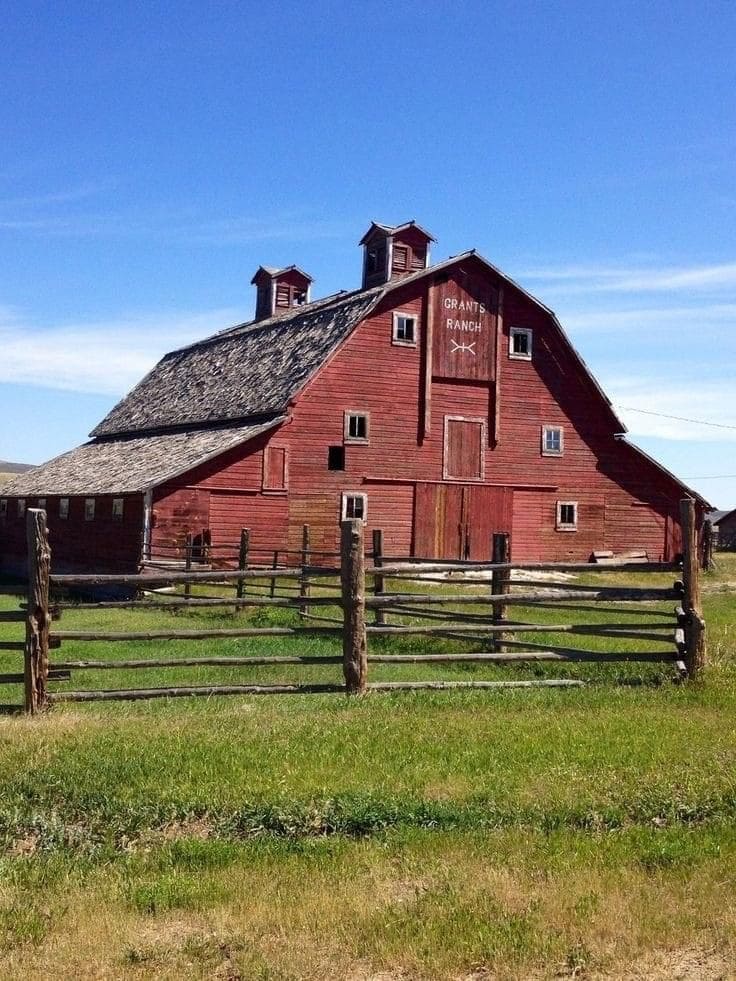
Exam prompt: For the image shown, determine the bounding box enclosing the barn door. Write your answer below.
[464,485,513,559]
[413,483,513,560]
[443,417,485,481]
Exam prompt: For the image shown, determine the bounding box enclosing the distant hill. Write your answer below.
[0,461,35,485]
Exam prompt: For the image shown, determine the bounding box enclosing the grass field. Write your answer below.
[0,557,734,978]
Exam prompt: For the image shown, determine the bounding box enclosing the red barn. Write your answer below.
[0,220,708,573]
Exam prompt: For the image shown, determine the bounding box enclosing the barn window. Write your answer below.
[510,327,533,360]
[112,498,124,521]
[0,499,6,518]
[263,446,288,491]
[392,312,417,346]
[17,499,25,517]
[59,498,69,520]
[341,492,367,522]
[365,244,387,278]
[328,446,345,471]
[344,411,369,444]
[84,498,96,521]
[541,425,564,456]
[556,501,578,531]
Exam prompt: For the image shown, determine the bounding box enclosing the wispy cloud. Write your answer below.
[0,198,349,245]
[0,181,117,210]
[0,308,241,396]
[560,302,736,333]
[521,261,736,295]
[602,376,736,443]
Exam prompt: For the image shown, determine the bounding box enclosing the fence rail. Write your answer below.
[3,500,707,713]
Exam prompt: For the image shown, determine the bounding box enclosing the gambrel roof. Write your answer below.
[92,251,626,439]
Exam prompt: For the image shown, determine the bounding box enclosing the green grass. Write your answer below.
[0,558,734,977]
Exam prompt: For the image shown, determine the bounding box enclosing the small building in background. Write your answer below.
[710,508,736,550]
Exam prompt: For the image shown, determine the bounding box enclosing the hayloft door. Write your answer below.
[413,484,512,560]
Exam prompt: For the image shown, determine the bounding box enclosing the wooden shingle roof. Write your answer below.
[1,419,285,497]
[92,288,381,438]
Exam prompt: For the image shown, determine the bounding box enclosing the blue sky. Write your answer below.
[1,0,735,507]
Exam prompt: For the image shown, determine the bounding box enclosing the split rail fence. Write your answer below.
[3,499,707,714]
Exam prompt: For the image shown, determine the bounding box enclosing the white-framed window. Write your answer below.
[341,492,367,522]
[17,498,25,517]
[509,327,533,360]
[541,425,564,456]
[0,499,6,518]
[112,498,124,521]
[84,498,96,521]
[344,411,369,444]
[556,501,578,531]
[392,311,417,346]
[59,498,69,520]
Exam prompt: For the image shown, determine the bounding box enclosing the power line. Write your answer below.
[616,405,736,431]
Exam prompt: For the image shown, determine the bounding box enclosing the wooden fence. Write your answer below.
[3,498,707,714]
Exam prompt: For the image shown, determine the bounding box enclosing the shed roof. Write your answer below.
[250,264,313,284]
[0,419,284,497]
[358,220,436,245]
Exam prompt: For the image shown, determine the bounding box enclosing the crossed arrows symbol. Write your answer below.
[450,340,476,356]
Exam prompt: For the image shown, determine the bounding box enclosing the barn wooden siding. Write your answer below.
[152,429,290,558]
[0,495,143,575]
[281,266,686,561]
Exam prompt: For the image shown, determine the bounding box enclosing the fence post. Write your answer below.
[702,519,714,571]
[299,524,311,616]
[491,533,510,652]
[236,528,249,601]
[341,519,367,694]
[372,528,386,626]
[184,531,193,600]
[25,509,51,714]
[680,498,706,680]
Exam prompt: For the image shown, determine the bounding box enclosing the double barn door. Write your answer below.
[413,483,512,560]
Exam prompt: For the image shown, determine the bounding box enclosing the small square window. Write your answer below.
[542,425,564,456]
[510,327,533,360]
[59,498,69,520]
[327,446,345,471]
[344,411,369,443]
[556,501,578,531]
[112,498,124,521]
[392,312,417,346]
[84,498,96,521]
[17,499,25,517]
[0,499,7,518]
[342,492,367,522]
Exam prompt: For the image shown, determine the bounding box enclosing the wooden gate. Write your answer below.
[413,484,513,560]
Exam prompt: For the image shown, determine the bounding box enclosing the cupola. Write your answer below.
[251,265,313,321]
[359,221,435,288]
